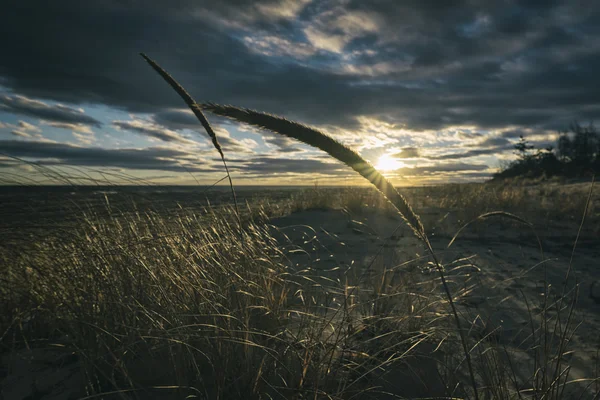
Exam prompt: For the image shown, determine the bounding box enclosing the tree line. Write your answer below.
[493,122,599,180]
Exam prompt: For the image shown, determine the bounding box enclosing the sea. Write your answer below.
[0,185,316,229]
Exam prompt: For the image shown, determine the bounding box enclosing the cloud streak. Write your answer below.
[112,120,196,144]
[0,94,102,127]
[0,140,216,173]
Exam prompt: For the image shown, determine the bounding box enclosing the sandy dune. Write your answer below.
[269,206,600,397]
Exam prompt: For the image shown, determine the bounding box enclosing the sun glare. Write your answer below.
[375,154,404,172]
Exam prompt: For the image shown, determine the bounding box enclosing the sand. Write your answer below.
[267,206,600,398]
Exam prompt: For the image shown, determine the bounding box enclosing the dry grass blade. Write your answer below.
[448,211,536,248]
[197,102,425,239]
[140,54,222,157]
[140,54,241,221]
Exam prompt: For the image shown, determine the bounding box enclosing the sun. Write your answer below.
[375,154,404,172]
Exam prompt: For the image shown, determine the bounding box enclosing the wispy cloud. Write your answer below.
[213,126,259,153]
[0,94,102,127]
[44,121,94,134]
[11,130,31,138]
[243,35,317,59]
[228,156,350,176]
[112,119,197,145]
[0,140,217,173]
[16,121,42,133]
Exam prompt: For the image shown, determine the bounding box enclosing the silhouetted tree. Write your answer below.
[493,121,598,180]
[513,135,535,161]
[570,122,598,166]
[557,132,572,162]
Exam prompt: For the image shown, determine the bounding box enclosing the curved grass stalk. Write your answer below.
[139,54,241,227]
[198,101,480,399]
[197,103,425,240]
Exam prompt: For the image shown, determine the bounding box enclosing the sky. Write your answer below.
[1,0,599,186]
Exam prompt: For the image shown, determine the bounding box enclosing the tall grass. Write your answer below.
[2,179,597,398]
[0,187,451,399]
[197,101,480,398]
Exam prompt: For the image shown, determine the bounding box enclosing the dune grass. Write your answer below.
[1,181,597,399]
[0,188,449,399]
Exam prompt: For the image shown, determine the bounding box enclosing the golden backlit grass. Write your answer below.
[1,182,597,399]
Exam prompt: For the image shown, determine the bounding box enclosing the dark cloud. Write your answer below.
[429,148,504,160]
[112,120,195,144]
[400,162,490,174]
[425,131,559,160]
[0,0,599,151]
[0,94,101,127]
[44,122,94,133]
[393,147,420,158]
[0,1,251,113]
[427,140,514,159]
[152,110,199,130]
[0,0,348,126]
[457,130,484,140]
[261,132,301,153]
[419,133,518,160]
[0,140,217,173]
[467,136,511,148]
[500,129,529,139]
[228,156,350,175]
